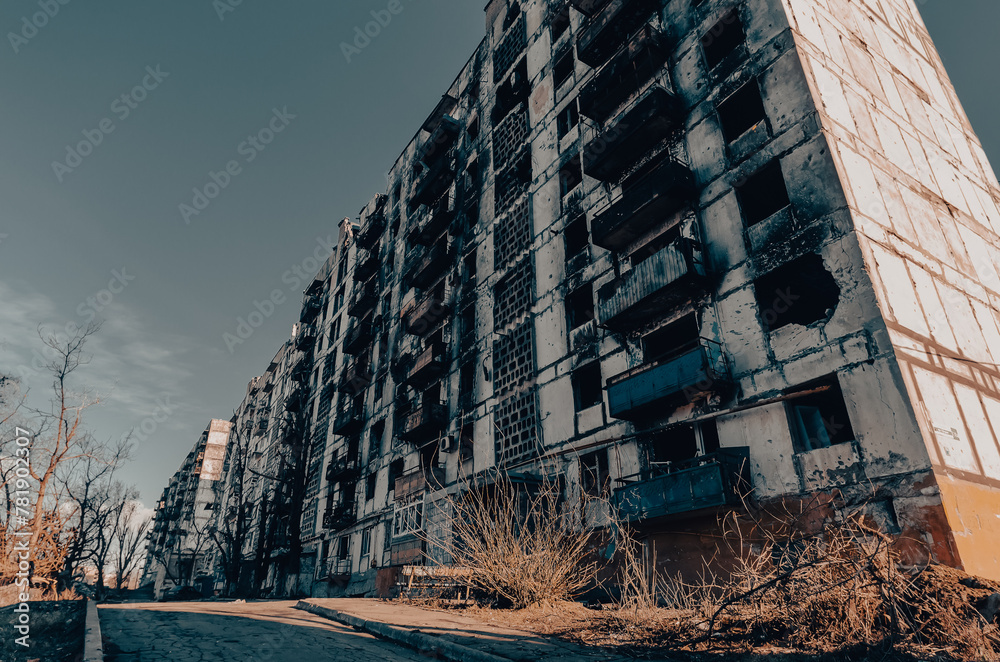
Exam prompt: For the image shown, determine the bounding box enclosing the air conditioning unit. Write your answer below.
[439,435,457,454]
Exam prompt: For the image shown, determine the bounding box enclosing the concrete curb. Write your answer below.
[294,600,511,662]
[82,599,104,662]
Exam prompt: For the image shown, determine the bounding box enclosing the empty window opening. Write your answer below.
[559,153,583,197]
[580,449,610,496]
[365,473,377,501]
[337,536,349,560]
[700,419,721,454]
[388,459,404,494]
[551,2,571,40]
[464,250,478,286]
[467,115,480,141]
[369,420,385,458]
[642,314,700,364]
[572,361,603,411]
[557,100,580,140]
[736,158,790,226]
[460,305,477,346]
[566,285,594,330]
[717,79,767,143]
[460,360,476,402]
[650,425,699,464]
[503,3,521,31]
[787,376,856,452]
[554,49,575,89]
[753,253,840,331]
[564,215,589,261]
[701,9,745,69]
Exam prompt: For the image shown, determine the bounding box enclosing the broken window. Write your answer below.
[503,2,521,31]
[717,79,767,143]
[554,48,575,89]
[580,449,610,496]
[360,527,372,557]
[701,9,745,69]
[559,153,583,197]
[736,158,790,226]
[572,361,603,411]
[338,536,349,560]
[467,115,480,142]
[565,284,594,330]
[369,420,385,459]
[365,473,377,501]
[753,253,840,331]
[551,2,571,41]
[557,100,580,140]
[388,459,404,495]
[642,314,700,364]
[650,425,699,464]
[786,376,856,452]
[464,250,478,287]
[564,215,589,262]
[459,360,476,405]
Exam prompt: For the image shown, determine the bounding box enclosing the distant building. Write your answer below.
[141,419,230,598]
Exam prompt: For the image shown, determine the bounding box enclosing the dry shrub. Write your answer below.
[421,467,598,609]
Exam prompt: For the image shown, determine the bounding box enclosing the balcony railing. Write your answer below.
[401,290,452,336]
[596,238,708,331]
[322,501,357,530]
[331,401,365,436]
[289,355,311,383]
[326,452,361,482]
[353,250,380,283]
[394,466,446,500]
[606,340,729,420]
[417,115,461,169]
[404,341,448,388]
[343,319,375,355]
[338,358,372,394]
[579,25,671,124]
[284,386,305,413]
[576,0,660,67]
[398,402,448,444]
[592,157,695,251]
[583,86,684,183]
[294,324,316,351]
[355,209,387,250]
[347,278,379,319]
[404,240,454,290]
[613,448,751,522]
[411,155,456,209]
[408,193,456,246]
[299,292,324,323]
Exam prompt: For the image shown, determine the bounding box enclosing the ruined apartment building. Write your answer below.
[274,0,1000,595]
[142,418,231,598]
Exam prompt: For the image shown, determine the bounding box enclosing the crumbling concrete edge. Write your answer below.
[294,600,511,662]
[83,599,104,662]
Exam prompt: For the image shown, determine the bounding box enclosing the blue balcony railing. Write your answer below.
[613,448,750,522]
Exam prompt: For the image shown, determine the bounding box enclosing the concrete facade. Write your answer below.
[141,418,231,598]
[147,0,1000,597]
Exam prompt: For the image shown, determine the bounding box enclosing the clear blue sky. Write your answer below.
[0,1,997,507]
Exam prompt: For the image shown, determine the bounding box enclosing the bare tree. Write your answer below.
[111,500,152,590]
[206,417,255,596]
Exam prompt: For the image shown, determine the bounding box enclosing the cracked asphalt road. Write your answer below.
[99,600,427,661]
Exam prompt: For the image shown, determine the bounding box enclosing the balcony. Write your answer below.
[331,401,365,436]
[613,449,751,522]
[404,341,448,388]
[338,358,372,394]
[577,0,660,67]
[411,155,456,209]
[322,501,357,530]
[404,240,454,289]
[408,194,456,246]
[583,87,684,183]
[353,250,380,283]
[398,402,448,444]
[401,290,452,336]
[417,115,461,169]
[294,324,316,351]
[299,292,324,323]
[284,386,305,413]
[569,0,609,14]
[289,355,311,383]
[355,210,387,250]
[606,341,729,420]
[348,278,379,318]
[343,320,375,355]
[579,25,671,124]
[597,240,707,331]
[394,467,446,500]
[592,157,696,251]
[326,453,361,482]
